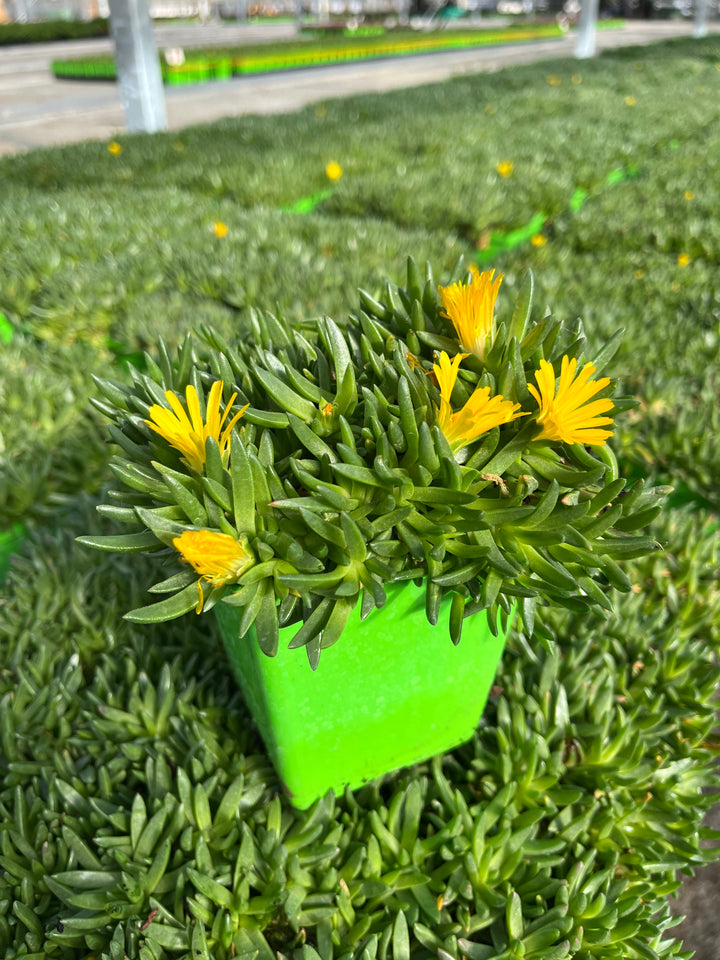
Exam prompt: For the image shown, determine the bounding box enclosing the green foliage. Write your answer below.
[50,23,564,83]
[1,33,720,959]
[86,260,664,653]
[0,200,460,527]
[0,340,110,524]
[0,16,108,44]
[0,503,717,959]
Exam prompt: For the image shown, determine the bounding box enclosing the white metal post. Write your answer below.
[574,0,599,59]
[694,0,709,37]
[108,0,167,134]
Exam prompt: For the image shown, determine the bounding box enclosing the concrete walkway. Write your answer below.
[0,19,699,155]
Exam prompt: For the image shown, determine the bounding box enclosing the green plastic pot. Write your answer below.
[214,581,509,809]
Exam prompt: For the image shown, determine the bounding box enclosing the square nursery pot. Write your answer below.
[214,580,510,809]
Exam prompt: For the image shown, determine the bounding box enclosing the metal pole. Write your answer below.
[574,0,599,59]
[694,0,708,37]
[108,0,167,134]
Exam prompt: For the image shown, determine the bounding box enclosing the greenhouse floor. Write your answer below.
[0,18,699,155]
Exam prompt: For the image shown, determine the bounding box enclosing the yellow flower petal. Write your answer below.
[432,351,525,453]
[438,268,503,361]
[213,221,229,238]
[529,356,614,446]
[107,141,122,155]
[146,381,247,472]
[496,161,514,178]
[174,530,255,612]
[434,351,466,435]
[677,253,690,267]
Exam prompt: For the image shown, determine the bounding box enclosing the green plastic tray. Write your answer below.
[215,581,509,809]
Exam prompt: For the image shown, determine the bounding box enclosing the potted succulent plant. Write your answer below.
[81,258,664,807]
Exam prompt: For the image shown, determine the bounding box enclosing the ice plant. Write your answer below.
[173,529,254,612]
[529,356,614,446]
[146,381,247,472]
[438,266,503,361]
[86,255,664,656]
[434,351,525,453]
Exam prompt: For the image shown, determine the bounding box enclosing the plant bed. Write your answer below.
[1,504,719,959]
[51,22,568,84]
[0,16,109,46]
[1,35,720,956]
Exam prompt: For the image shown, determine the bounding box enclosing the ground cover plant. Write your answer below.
[1,32,719,960]
[0,17,109,45]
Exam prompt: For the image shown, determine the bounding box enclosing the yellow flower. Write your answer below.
[433,351,525,453]
[107,141,122,155]
[625,96,637,107]
[212,221,229,238]
[529,356,614,446]
[173,530,255,612]
[684,190,694,201]
[484,104,496,115]
[634,269,645,280]
[496,161,514,178]
[546,74,561,86]
[146,381,247,472]
[325,161,343,181]
[677,253,690,267]
[531,233,547,247]
[571,74,582,84]
[438,266,503,361]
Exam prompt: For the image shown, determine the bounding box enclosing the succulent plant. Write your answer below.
[82,259,666,664]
